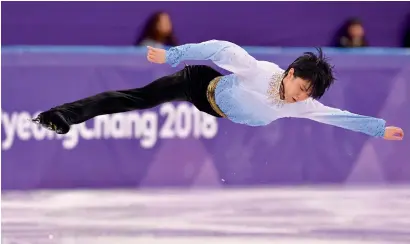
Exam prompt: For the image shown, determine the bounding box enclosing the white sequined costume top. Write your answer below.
[165,40,386,137]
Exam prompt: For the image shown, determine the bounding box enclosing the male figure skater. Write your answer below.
[33,40,404,140]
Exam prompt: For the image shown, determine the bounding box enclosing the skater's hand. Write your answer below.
[147,46,166,64]
[383,126,404,140]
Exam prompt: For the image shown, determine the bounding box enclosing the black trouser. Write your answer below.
[51,65,223,125]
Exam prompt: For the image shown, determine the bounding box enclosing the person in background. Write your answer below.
[134,11,178,47]
[404,30,410,48]
[402,14,410,48]
[334,18,368,48]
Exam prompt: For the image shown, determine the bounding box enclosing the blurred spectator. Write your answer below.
[402,14,410,47]
[333,18,368,48]
[134,11,177,47]
[404,30,410,48]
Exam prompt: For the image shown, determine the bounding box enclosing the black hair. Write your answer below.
[284,47,335,100]
[134,11,178,46]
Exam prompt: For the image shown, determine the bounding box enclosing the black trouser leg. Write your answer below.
[52,69,190,125]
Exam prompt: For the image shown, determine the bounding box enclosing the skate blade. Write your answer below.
[29,118,61,134]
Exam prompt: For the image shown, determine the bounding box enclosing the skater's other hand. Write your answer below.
[384,126,404,140]
[147,46,166,64]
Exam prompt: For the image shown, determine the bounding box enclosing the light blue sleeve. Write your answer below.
[165,40,258,77]
[293,98,386,137]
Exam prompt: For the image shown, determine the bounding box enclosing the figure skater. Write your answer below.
[32,40,404,141]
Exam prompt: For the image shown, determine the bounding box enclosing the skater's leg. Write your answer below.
[55,71,189,125]
[34,68,190,133]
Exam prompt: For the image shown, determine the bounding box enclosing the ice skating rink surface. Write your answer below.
[2,185,410,244]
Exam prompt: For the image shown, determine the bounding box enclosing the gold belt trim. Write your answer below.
[206,76,226,118]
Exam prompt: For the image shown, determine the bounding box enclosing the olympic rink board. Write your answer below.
[2,186,410,244]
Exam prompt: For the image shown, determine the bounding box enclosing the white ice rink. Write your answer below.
[2,186,410,244]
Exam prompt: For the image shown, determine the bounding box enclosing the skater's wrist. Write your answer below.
[165,47,182,67]
[165,50,171,64]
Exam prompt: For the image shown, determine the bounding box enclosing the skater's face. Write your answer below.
[283,68,312,103]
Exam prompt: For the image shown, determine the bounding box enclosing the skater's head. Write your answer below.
[282,48,335,103]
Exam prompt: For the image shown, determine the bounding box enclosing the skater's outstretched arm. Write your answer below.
[291,98,404,140]
[147,40,258,77]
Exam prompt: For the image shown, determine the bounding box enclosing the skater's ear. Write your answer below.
[286,68,295,79]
